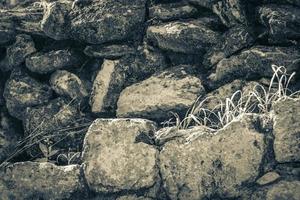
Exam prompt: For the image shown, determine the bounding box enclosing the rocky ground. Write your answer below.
[0,0,300,199]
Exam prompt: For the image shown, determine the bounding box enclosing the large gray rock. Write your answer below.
[117,65,205,121]
[272,98,300,163]
[159,115,266,199]
[82,119,159,193]
[26,49,83,74]
[69,0,147,44]
[0,162,84,200]
[147,19,221,54]
[3,68,52,119]
[209,46,300,86]
[84,44,135,59]
[257,4,300,44]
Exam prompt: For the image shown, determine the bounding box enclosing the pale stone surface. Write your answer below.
[256,172,280,186]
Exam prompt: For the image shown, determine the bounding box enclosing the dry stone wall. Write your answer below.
[0,0,300,199]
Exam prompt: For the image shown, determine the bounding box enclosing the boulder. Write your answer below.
[209,46,300,86]
[257,4,300,44]
[84,44,135,59]
[272,98,300,163]
[69,0,147,44]
[147,19,221,54]
[3,68,52,119]
[50,70,88,100]
[159,115,266,199]
[82,119,159,193]
[117,65,205,121]
[26,49,83,74]
[0,162,84,200]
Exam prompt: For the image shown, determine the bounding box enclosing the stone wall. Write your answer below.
[0,0,299,199]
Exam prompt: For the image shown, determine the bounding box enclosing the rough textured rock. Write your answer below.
[256,172,280,186]
[0,162,84,200]
[272,98,300,163]
[147,19,221,54]
[117,65,205,121]
[69,0,147,44]
[203,25,255,68]
[26,49,83,74]
[82,119,158,193]
[0,34,36,72]
[159,115,266,199]
[149,2,197,22]
[257,4,300,44]
[50,70,88,100]
[3,68,52,119]
[209,46,300,86]
[84,44,135,59]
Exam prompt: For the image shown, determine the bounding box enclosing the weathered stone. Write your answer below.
[26,49,83,74]
[84,44,135,59]
[117,65,205,121]
[69,0,147,44]
[203,25,255,68]
[0,162,84,200]
[159,115,266,199]
[209,46,300,86]
[41,1,72,40]
[3,68,52,119]
[50,70,88,100]
[149,2,197,22]
[167,52,203,66]
[147,19,221,54]
[272,98,300,163]
[0,34,36,72]
[82,119,158,193]
[256,172,280,186]
[257,4,300,44]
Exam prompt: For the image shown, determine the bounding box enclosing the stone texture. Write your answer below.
[147,19,221,54]
[0,162,84,200]
[82,119,158,193]
[149,2,197,22]
[203,25,255,68]
[3,68,52,119]
[209,46,300,86]
[159,115,266,199]
[187,0,218,9]
[256,172,280,186]
[116,195,152,200]
[69,0,147,44]
[257,4,300,44]
[117,65,205,121]
[26,49,83,74]
[272,98,300,163]
[50,70,88,100]
[84,44,135,59]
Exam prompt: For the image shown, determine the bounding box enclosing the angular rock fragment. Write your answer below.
[257,4,300,44]
[209,46,300,86]
[50,70,88,100]
[256,172,280,186]
[0,162,84,200]
[3,68,52,119]
[272,98,300,163]
[84,44,135,59]
[147,19,221,54]
[26,49,83,74]
[69,0,147,44]
[82,119,158,193]
[159,115,265,199]
[117,65,205,121]
[149,2,197,22]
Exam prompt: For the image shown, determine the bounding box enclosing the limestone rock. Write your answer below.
[26,49,83,74]
[147,19,221,54]
[272,98,300,163]
[257,4,300,44]
[117,65,205,121]
[3,68,52,119]
[149,2,197,22]
[82,119,158,193]
[159,115,266,199]
[0,162,84,200]
[50,70,88,100]
[84,44,135,59]
[256,172,280,186]
[209,46,300,86]
[69,0,147,44]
